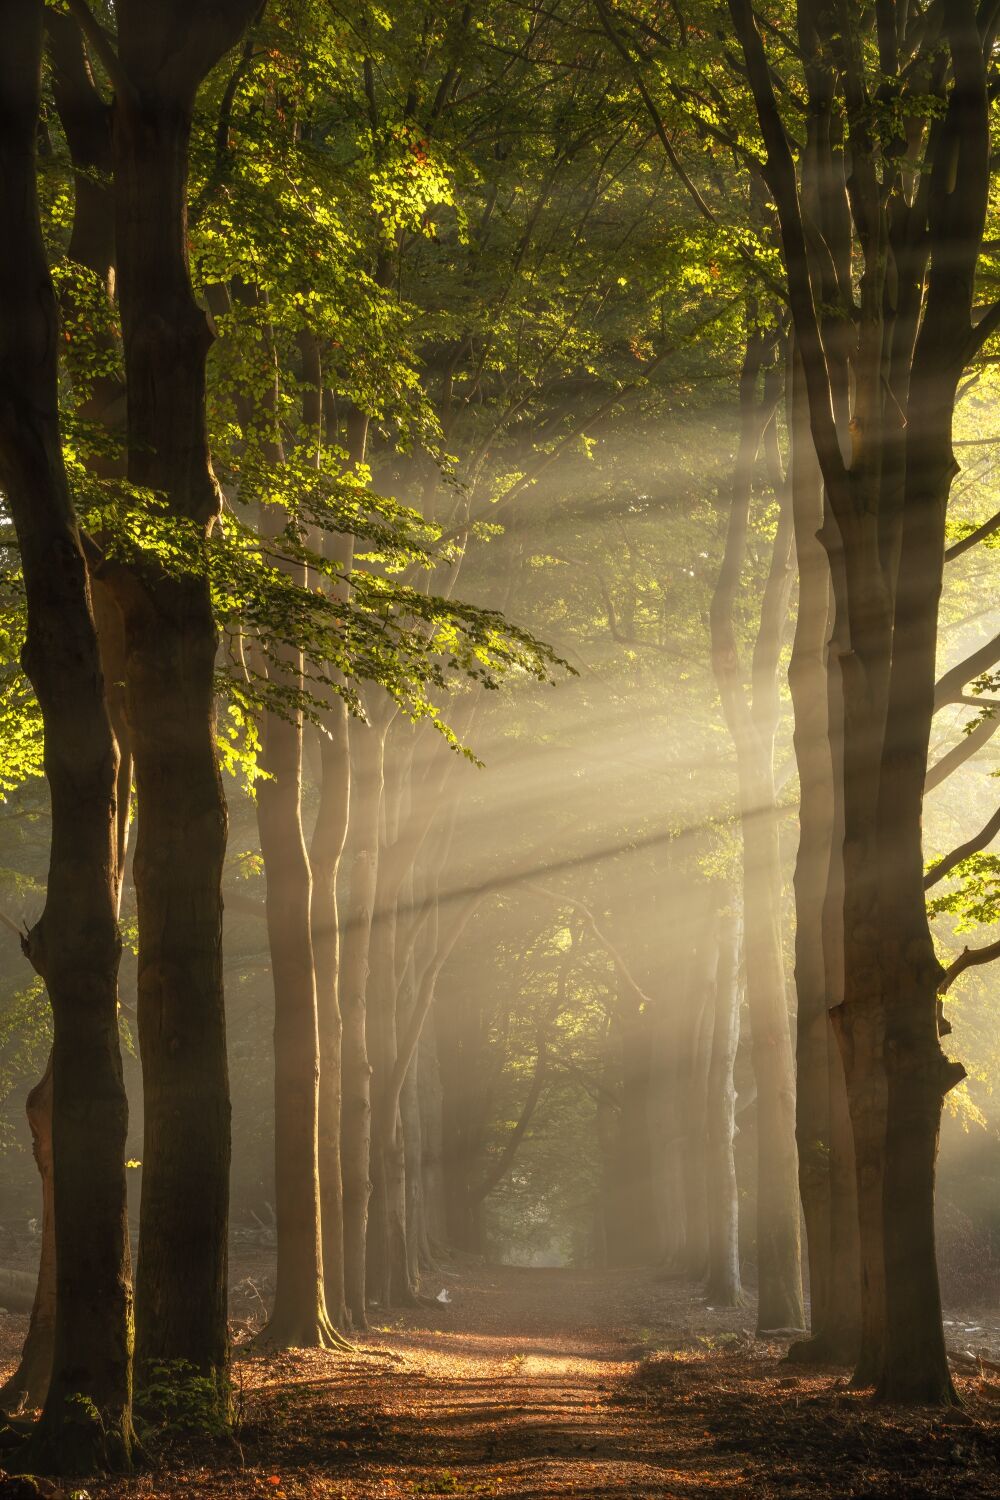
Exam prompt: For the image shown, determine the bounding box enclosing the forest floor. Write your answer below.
[3,1261,1000,1498]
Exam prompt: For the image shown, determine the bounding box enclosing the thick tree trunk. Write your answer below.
[874,369,967,1403]
[705,908,743,1307]
[112,3,259,1395]
[0,8,134,1468]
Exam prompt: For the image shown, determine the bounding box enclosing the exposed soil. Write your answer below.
[2,1263,1000,1498]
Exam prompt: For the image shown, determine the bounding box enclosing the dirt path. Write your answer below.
[3,1263,1000,1498]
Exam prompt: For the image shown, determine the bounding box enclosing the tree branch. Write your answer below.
[924,803,1000,889]
[945,508,1000,560]
[63,0,131,99]
[726,0,848,505]
[933,631,1000,710]
[925,712,999,791]
[939,936,1000,993]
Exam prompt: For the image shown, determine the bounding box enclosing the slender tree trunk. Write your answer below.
[786,355,860,1364]
[657,996,689,1270]
[256,691,339,1347]
[311,711,351,1332]
[401,977,426,1290]
[418,1027,447,1259]
[339,722,385,1327]
[610,1006,657,1265]
[705,907,743,1306]
[309,397,366,1334]
[367,845,415,1309]
[0,8,133,1467]
[710,335,804,1332]
[787,371,832,1343]
[682,907,717,1279]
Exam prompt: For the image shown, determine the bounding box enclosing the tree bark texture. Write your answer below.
[0,5,133,1467]
[726,0,981,1400]
[110,0,261,1395]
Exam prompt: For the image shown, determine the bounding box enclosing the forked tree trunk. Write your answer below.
[0,7,134,1468]
[112,0,261,1398]
[727,0,983,1401]
[705,907,743,1306]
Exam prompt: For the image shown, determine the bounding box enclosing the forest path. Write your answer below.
[354,1262,739,1498]
[4,1263,1000,1497]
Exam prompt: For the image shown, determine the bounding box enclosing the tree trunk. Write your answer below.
[786,354,860,1364]
[874,360,967,1403]
[256,695,339,1347]
[0,1062,55,1412]
[310,712,351,1333]
[417,1027,448,1258]
[339,721,384,1327]
[681,905,718,1280]
[112,3,260,1396]
[401,987,426,1289]
[710,334,803,1332]
[0,7,134,1467]
[367,831,416,1309]
[309,396,365,1335]
[705,907,743,1306]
